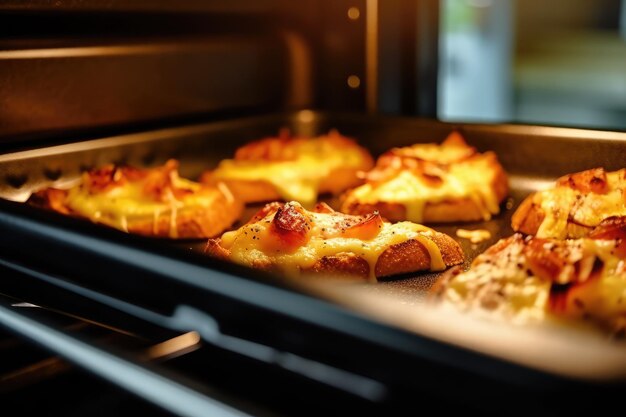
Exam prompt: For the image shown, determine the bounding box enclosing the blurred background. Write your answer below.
[439,0,626,129]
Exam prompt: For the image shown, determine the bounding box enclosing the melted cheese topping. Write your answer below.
[220,211,446,281]
[536,170,626,239]
[442,237,551,323]
[395,142,474,164]
[441,236,626,332]
[456,228,492,243]
[566,239,626,324]
[65,175,214,238]
[349,156,501,223]
[211,138,369,207]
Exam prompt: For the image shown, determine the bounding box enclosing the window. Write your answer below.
[439,0,626,130]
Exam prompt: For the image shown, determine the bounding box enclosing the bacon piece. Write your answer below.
[270,202,312,248]
[29,188,70,214]
[548,266,603,316]
[589,216,626,258]
[84,165,125,192]
[365,154,448,187]
[524,238,578,284]
[141,160,193,201]
[556,167,608,194]
[588,216,626,240]
[420,162,445,187]
[341,211,384,240]
[83,159,193,202]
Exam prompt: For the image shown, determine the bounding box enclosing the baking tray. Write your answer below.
[2,110,623,294]
[1,110,626,415]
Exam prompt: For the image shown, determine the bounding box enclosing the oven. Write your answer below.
[1,2,625,416]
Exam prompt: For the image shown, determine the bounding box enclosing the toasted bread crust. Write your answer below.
[343,162,508,223]
[207,234,464,281]
[28,161,243,239]
[432,219,626,336]
[202,130,374,206]
[303,254,371,281]
[340,133,509,223]
[510,194,544,236]
[205,201,464,281]
[375,234,464,278]
[511,168,626,238]
[124,200,242,239]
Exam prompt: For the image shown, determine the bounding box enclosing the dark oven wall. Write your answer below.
[0,1,440,150]
[0,1,317,149]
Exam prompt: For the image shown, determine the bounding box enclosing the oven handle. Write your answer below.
[0,300,252,417]
[0,257,388,403]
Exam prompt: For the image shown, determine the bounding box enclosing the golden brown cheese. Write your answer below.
[341,131,507,223]
[207,130,374,207]
[209,201,462,281]
[434,218,626,335]
[456,228,492,243]
[533,169,626,239]
[29,160,242,239]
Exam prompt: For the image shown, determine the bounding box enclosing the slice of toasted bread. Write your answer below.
[340,131,509,223]
[512,168,626,239]
[432,217,626,336]
[28,160,243,239]
[201,129,374,208]
[206,201,464,281]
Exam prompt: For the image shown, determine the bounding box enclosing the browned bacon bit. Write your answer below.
[548,283,571,314]
[589,216,626,258]
[588,216,626,240]
[556,167,608,194]
[341,211,384,240]
[313,202,335,214]
[548,268,602,316]
[84,165,125,192]
[118,165,146,182]
[524,238,577,284]
[421,172,444,187]
[362,153,404,184]
[270,202,311,248]
[142,160,191,201]
[29,188,71,214]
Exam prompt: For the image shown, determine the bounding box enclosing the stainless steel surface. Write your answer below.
[0,0,283,13]
[0,36,287,143]
[1,111,625,381]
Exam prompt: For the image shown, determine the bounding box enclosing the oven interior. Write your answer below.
[2,110,626,417]
[0,2,625,416]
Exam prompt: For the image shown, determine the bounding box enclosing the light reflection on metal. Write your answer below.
[365,0,379,112]
[281,30,313,108]
[297,110,315,123]
[145,331,201,361]
[11,302,39,308]
[508,176,555,193]
[347,6,361,20]
[0,357,71,391]
[0,44,202,59]
[347,75,361,89]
